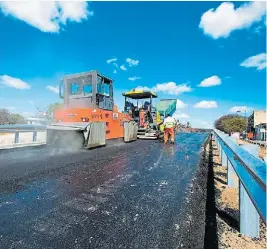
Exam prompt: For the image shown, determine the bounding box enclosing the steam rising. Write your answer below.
[47,129,85,152]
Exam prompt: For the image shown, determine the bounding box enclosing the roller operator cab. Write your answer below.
[47,71,137,149]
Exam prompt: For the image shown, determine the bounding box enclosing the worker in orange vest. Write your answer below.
[139,107,145,127]
[163,114,176,144]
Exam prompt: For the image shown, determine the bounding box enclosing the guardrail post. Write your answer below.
[33,131,37,142]
[214,133,218,147]
[14,132,19,144]
[239,183,259,238]
[226,137,239,188]
[217,142,222,163]
[239,144,260,238]
[227,160,238,188]
[221,147,227,167]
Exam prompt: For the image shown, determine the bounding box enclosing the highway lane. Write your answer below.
[0,132,209,249]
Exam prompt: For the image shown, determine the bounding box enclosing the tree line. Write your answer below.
[0,109,26,125]
[0,102,63,125]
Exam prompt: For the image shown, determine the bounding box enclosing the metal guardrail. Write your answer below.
[0,128,47,149]
[213,129,266,238]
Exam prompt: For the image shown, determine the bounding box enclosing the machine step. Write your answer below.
[137,135,158,139]
[138,128,147,132]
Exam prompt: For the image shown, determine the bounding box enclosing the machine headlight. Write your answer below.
[81,117,89,122]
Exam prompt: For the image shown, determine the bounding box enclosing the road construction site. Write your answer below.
[1,130,266,249]
[0,71,266,249]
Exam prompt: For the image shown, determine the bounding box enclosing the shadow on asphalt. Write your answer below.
[204,137,219,249]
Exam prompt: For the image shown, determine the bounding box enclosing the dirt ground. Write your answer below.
[212,139,266,249]
[259,146,266,160]
[236,139,266,160]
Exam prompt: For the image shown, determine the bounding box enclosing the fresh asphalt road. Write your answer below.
[0,132,209,249]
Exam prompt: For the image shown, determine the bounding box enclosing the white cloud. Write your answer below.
[126,58,139,67]
[136,82,192,95]
[152,82,192,95]
[176,99,187,109]
[113,62,118,68]
[240,53,266,70]
[173,112,189,119]
[197,75,222,87]
[0,75,31,89]
[113,70,117,74]
[46,85,59,94]
[107,58,117,64]
[229,106,250,113]
[120,65,127,71]
[136,86,151,92]
[193,101,218,108]
[128,76,141,81]
[0,2,93,33]
[58,2,93,24]
[199,2,266,39]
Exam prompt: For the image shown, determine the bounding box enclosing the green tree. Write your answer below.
[9,113,26,124]
[47,102,63,121]
[0,109,26,125]
[186,121,191,128]
[214,114,246,134]
[0,109,10,124]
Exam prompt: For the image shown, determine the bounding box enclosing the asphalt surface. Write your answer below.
[0,132,209,249]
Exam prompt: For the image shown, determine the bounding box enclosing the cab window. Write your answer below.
[70,83,82,95]
[104,84,110,96]
[97,76,103,94]
[83,84,92,94]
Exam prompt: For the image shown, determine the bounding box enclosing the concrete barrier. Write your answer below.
[0,131,46,149]
[85,122,106,149]
[123,121,138,142]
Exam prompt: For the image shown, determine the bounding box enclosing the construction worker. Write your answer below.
[139,107,146,127]
[163,114,176,144]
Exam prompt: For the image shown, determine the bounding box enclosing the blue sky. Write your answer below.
[0,1,266,128]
